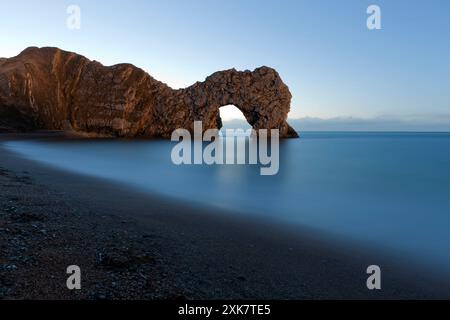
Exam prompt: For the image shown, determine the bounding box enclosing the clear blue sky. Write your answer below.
[1,0,449,121]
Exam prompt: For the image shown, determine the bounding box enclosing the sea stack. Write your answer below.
[0,47,298,138]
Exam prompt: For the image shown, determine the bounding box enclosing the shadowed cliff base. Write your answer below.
[0,47,298,138]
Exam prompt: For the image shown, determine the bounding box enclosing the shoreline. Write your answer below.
[1,133,450,299]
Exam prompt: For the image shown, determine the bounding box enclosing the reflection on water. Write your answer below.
[4,132,450,273]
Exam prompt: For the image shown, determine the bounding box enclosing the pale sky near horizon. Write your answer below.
[1,0,449,121]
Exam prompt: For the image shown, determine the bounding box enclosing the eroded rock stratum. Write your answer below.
[0,47,298,138]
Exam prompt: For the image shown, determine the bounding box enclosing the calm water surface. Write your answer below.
[4,132,450,273]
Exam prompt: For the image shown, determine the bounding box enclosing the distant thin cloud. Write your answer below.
[223,115,450,132]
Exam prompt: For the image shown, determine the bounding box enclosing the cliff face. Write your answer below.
[0,47,298,138]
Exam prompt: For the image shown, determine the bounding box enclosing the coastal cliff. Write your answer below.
[0,47,298,138]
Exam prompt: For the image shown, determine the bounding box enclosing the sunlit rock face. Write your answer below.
[0,47,298,138]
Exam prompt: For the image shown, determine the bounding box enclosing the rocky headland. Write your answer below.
[0,47,298,138]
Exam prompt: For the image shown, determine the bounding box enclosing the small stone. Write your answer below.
[5,264,18,270]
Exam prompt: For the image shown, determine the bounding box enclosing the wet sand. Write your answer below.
[1,133,450,299]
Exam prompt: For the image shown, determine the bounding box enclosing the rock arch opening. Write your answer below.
[219,105,252,134]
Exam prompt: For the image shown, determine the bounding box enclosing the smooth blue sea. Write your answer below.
[4,132,450,274]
